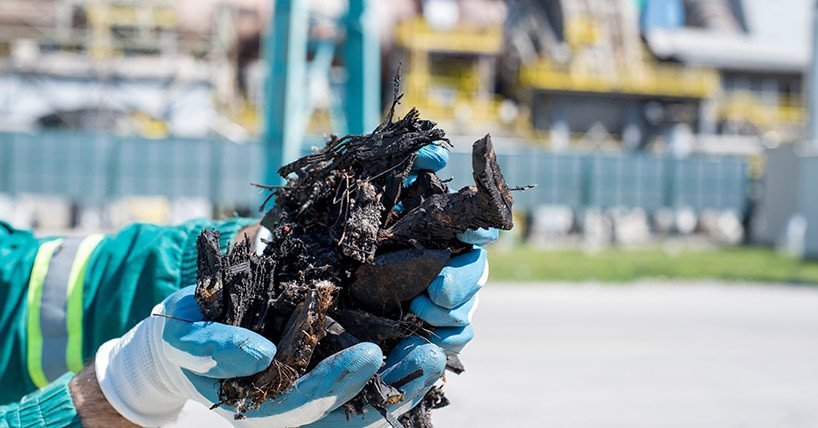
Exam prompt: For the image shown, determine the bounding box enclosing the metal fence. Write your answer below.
[442,149,749,214]
[0,131,749,214]
[0,131,267,207]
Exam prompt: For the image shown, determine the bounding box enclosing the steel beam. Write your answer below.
[809,0,818,144]
[344,0,380,135]
[263,0,309,187]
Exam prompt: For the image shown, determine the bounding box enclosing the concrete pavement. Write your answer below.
[434,282,818,428]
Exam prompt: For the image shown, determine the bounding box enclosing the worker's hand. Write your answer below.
[303,234,493,428]
[410,233,493,355]
[410,143,497,354]
[410,144,450,177]
[95,286,382,428]
[301,338,446,428]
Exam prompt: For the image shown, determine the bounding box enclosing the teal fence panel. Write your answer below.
[1,132,110,203]
[219,142,265,207]
[0,131,262,207]
[589,154,666,212]
[116,136,213,199]
[673,156,748,212]
[441,151,585,209]
[0,131,749,214]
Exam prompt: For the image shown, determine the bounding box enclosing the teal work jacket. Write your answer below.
[0,218,255,427]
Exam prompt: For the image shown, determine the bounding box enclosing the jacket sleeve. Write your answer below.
[0,372,82,428]
[0,221,46,405]
[0,218,256,406]
[81,217,257,371]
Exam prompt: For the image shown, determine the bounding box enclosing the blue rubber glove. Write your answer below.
[302,339,446,428]
[408,144,499,354]
[95,286,383,428]
[410,241,493,354]
[301,145,497,427]
[411,144,448,173]
[307,243,494,427]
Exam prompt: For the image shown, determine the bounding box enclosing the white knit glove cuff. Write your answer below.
[95,318,187,427]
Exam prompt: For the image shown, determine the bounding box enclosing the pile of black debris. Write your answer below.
[194,77,523,428]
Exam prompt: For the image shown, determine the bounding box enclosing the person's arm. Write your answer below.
[0,218,262,423]
[0,372,81,427]
[0,366,137,428]
[74,223,259,428]
[82,217,259,368]
[70,365,140,428]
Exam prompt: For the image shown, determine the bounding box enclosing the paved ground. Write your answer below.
[434,282,818,428]
[167,282,818,427]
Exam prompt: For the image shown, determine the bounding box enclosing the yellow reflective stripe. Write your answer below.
[65,234,105,373]
[26,238,64,388]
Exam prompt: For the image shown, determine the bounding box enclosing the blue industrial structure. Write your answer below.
[263,0,380,187]
[263,0,309,187]
[344,0,381,135]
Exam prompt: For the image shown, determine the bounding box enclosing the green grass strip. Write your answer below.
[487,245,818,283]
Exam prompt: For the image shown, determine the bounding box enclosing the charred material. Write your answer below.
[195,230,276,333]
[349,248,451,315]
[380,135,514,250]
[220,283,337,416]
[195,78,521,425]
[398,387,450,428]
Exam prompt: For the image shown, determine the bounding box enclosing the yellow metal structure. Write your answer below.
[518,8,802,141]
[718,91,806,127]
[86,1,177,57]
[397,8,802,144]
[87,4,177,29]
[395,18,524,130]
[564,16,604,47]
[520,59,721,99]
[394,18,503,54]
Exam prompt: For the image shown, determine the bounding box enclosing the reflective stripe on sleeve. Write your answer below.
[26,238,64,388]
[26,234,105,387]
[66,234,105,373]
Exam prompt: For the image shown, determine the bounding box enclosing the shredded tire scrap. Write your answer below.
[194,76,523,427]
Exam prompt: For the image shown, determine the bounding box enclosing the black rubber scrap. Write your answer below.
[349,248,451,315]
[194,73,526,426]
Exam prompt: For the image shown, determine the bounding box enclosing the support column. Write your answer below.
[263,0,308,187]
[809,0,818,145]
[345,0,381,135]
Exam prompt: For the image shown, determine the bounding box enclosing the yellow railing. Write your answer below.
[718,91,806,127]
[395,18,503,54]
[401,92,501,123]
[565,16,604,47]
[520,59,721,99]
[399,88,537,137]
[87,3,177,28]
[86,1,177,57]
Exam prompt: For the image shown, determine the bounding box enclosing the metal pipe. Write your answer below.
[344,0,381,135]
[809,0,818,144]
[263,0,309,188]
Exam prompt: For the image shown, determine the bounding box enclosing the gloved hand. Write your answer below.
[95,286,383,428]
[407,144,498,355]
[411,228,496,355]
[303,340,446,428]
[301,147,499,428]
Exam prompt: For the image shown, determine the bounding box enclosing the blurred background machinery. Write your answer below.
[0,0,816,256]
[3,0,807,147]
